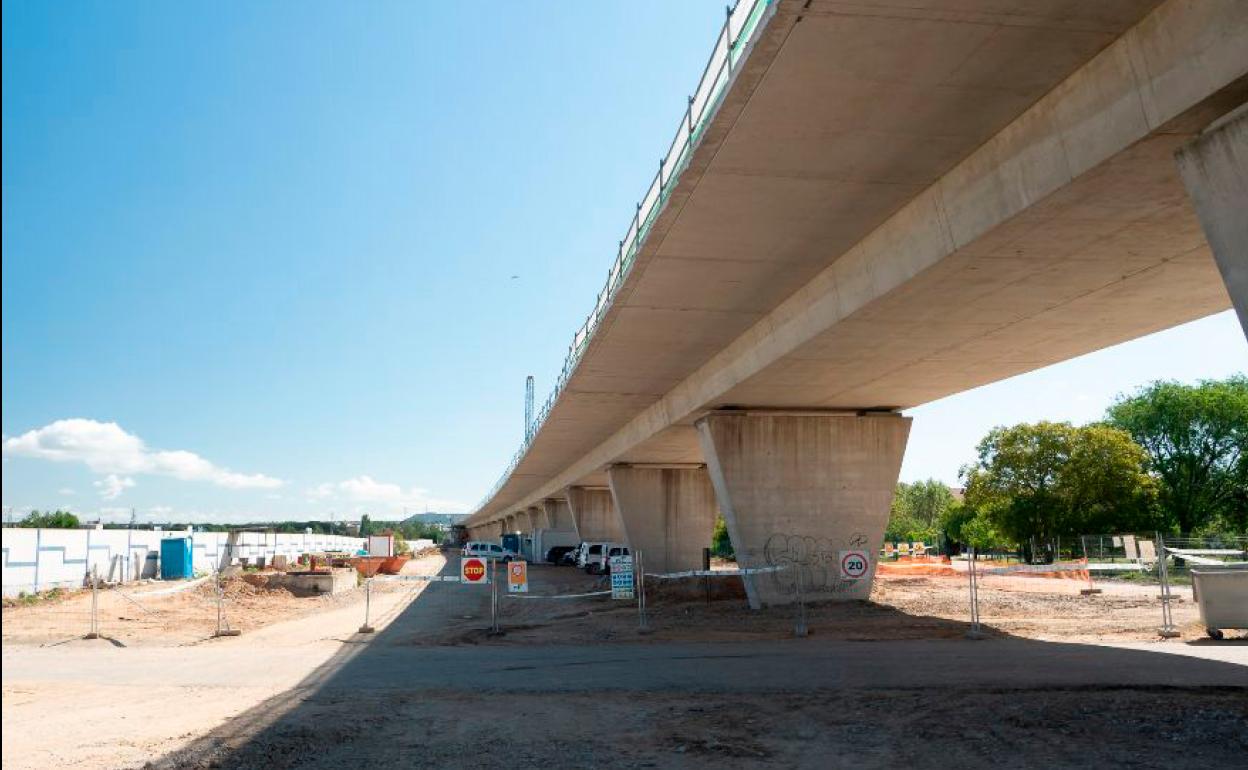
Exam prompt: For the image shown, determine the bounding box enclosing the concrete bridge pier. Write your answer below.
[696,411,911,609]
[1177,104,1248,338]
[566,486,625,542]
[541,498,574,531]
[524,507,540,533]
[607,465,718,575]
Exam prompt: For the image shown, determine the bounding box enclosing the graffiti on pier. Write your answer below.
[762,532,871,595]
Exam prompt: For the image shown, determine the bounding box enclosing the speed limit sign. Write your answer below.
[839,550,870,580]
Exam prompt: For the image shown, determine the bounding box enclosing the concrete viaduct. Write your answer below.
[465,0,1248,608]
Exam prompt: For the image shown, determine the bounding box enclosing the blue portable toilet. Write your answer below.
[160,537,193,579]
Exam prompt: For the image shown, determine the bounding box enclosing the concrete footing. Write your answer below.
[696,411,911,609]
[276,568,356,596]
[607,465,718,574]
[1176,103,1248,337]
[566,486,624,542]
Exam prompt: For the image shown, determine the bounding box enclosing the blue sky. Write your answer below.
[3,2,1246,524]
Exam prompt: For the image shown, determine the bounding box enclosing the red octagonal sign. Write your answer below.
[461,557,487,583]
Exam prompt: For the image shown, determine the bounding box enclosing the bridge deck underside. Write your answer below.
[472,0,1241,524]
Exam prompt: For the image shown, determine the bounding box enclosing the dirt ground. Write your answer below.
[1,555,442,769]
[4,552,1245,770]
[0,550,443,647]
[156,688,1248,770]
[408,562,1227,647]
[1,554,1223,650]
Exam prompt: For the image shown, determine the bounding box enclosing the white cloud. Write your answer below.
[93,474,135,500]
[339,475,405,503]
[57,488,76,496]
[306,482,335,501]
[309,474,468,512]
[2,418,283,490]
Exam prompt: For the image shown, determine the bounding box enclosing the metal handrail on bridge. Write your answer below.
[474,0,776,516]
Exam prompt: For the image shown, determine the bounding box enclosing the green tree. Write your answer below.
[895,479,956,527]
[885,479,955,542]
[711,516,733,558]
[359,514,374,537]
[396,520,444,544]
[1106,377,1248,533]
[19,509,80,528]
[962,422,1159,558]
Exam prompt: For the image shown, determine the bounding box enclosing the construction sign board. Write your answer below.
[507,560,528,593]
[839,550,870,580]
[460,557,488,585]
[1122,534,1139,560]
[610,555,635,599]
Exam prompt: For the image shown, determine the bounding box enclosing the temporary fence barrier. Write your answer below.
[504,590,612,599]
[642,565,785,580]
[966,548,983,639]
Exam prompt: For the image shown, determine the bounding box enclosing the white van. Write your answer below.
[574,541,607,570]
[461,541,519,562]
[584,543,631,575]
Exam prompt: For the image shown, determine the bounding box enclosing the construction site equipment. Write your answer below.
[159,538,193,580]
[378,554,411,575]
[1191,569,1248,640]
[349,556,387,577]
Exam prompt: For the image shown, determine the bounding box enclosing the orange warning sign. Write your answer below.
[508,561,528,593]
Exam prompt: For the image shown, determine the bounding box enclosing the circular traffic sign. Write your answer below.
[462,558,486,582]
[841,551,868,579]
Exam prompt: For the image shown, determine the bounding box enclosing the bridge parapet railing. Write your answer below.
[475,0,776,514]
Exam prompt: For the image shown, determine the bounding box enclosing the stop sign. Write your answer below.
[460,557,487,584]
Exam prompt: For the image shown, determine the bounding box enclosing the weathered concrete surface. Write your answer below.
[524,508,541,534]
[542,498,574,531]
[470,0,1247,531]
[565,487,624,543]
[279,568,356,596]
[1177,104,1248,336]
[607,466,718,574]
[698,412,910,608]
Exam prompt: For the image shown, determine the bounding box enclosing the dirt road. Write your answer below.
[2,555,443,769]
[4,554,1245,769]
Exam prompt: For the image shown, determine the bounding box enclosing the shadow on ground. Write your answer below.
[147,554,1248,770]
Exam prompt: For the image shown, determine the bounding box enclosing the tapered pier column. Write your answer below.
[1176,104,1248,338]
[696,411,911,608]
[607,465,718,574]
[566,486,624,542]
[542,498,574,531]
[523,507,540,534]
